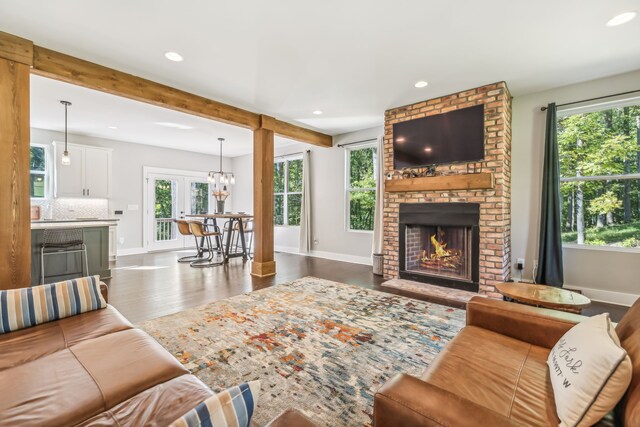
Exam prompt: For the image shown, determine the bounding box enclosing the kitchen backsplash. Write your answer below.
[31,198,109,220]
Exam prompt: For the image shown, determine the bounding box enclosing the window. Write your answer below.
[558,99,640,249]
[190,182,210,215]
[274,157,303,226]
[346,145,377,231]
[30,145,47,199]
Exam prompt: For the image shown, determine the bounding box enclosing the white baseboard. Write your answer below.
[275,246,373,266]
[566,285,639,307]
[274,246,300,255]
[117,247,148,256]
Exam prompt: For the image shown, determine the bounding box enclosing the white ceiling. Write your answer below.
[30,75,298,157]
[2,0,640,136]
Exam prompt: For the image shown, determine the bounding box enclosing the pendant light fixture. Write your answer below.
[60,100,72,166]
[208,138,235,213]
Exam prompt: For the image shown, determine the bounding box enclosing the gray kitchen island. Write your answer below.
[30,219,118,286]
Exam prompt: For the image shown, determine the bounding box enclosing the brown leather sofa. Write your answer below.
[375,296,640,426]
[0,283,310,426]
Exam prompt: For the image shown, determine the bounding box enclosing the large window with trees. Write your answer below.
[558,99,640,249]
[346,144,377,231]
[274,157,303,226]
[30,145,47,199]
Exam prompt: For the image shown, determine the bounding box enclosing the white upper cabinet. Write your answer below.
[54,144,84,197]
[84,147,111,198]
[53,142,112,198]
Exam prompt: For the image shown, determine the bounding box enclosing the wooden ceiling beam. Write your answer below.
[273,118,332,147]
[0,31,33,66]
[31,44,333,147]
[32,46,260,129]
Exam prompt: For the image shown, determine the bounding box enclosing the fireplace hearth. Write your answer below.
[399,203,479,292]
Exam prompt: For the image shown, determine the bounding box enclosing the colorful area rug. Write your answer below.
[138,277,465,426]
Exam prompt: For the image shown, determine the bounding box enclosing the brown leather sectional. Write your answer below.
[0,283,305,426]
[374,296,640,426]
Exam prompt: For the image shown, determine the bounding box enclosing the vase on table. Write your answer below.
[216,200,225,214]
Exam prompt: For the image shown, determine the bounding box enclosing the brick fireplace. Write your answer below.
[383,82,512,297]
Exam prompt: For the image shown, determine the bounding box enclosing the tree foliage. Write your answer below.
[559,105,640,247]
[273,159,303,226]
[349,147,377,231]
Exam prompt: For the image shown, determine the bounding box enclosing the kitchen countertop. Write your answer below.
[31,218,119,230]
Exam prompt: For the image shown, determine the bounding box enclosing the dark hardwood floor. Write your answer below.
[106,250,628,323]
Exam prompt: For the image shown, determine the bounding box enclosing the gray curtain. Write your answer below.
[299,150,312,253]
[372,136,384,255]
[535,103,564,287]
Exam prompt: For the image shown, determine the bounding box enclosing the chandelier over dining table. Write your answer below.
[208,137,235,213]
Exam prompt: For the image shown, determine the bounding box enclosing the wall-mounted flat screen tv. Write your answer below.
[392,104,484,169]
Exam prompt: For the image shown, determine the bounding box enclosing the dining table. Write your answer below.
[185,213,253,263]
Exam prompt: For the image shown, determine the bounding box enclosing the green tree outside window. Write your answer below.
[347,146,377,231]
[274,158,303,226]
[558,103,640,248]
[30,146,47,198]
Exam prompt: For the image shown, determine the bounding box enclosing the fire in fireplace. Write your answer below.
[405,225,472,282]
[399,203,479,292]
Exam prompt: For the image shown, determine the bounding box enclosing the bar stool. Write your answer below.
[174,219,203,263]
[188,221,224,267]
[40,228,89,284]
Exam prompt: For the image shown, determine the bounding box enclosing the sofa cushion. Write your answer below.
[76,375,214,427]
[70,328,189,408]
[548,313,631,427]
[170,381,260,427]
[0,305,132,371]
[0,327,189,426]
[421,325,559,425]
[614,297,640,426]
[0,349,105,427]
[0,275,106,334]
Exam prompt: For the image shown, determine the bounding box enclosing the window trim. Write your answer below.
[345,142,377,233]
[556,97,640,252]
[29,143,50,200]
[274,154,303,227]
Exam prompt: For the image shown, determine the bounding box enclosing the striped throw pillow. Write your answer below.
[170,381,260,427]
[0,275,106,334]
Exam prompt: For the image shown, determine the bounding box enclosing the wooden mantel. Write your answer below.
[385,172,494,192]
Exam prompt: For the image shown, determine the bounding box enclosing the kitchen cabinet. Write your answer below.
[53,142,112,198]
[31,224,112,286]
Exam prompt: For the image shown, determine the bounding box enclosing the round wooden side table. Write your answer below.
[495,282,591,311]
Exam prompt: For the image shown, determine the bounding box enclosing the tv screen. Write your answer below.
[392,104,484,169]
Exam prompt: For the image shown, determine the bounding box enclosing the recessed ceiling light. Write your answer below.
[424,147,432,152]
[107,126,118,129]
[414,81,429,88]
[396,137,405,143]
[154,122,193,130]
[606,11,637,27]
[164,51,184,62]
[313,110,323,115]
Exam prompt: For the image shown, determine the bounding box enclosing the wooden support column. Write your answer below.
[0,32,32,289]
[251,116,276,277]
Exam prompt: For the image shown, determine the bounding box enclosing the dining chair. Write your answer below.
[174,219,203,263]
[187,221,224,267]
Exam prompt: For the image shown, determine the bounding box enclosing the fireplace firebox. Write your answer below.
[399,203,479,292]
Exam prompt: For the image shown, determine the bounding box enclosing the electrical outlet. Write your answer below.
[313,238,319,245]
[516,258,525,270]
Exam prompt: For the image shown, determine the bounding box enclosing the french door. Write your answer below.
[145,171,211,251]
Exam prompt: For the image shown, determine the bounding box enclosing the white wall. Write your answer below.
[31,128,233,252]
[512,69,640,305]
[232,126,383,264]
